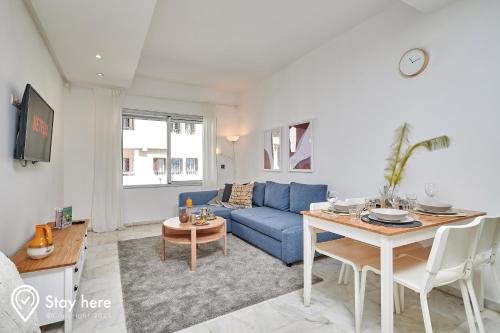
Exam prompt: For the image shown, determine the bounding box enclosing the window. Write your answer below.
[122,110,203,187]
[185,123,196,135]
[153,158,166,175]
[172,121,181,134]
[186,158,198,175]
[171,158,182,175]
[123,117,134,130]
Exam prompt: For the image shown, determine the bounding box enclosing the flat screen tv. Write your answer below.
[14,84,54,163]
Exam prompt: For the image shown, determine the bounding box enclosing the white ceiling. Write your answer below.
[137,0,397,92]
[29,0,157,88]
[28,0,405,91]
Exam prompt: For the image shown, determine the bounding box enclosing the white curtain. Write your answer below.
[202,103,218,189]
[91,88,124,232]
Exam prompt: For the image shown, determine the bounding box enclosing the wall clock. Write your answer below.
[399,48,429,77]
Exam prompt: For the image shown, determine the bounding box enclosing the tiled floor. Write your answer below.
[42,223,500,333]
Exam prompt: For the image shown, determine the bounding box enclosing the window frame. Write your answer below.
[121,109,203,189]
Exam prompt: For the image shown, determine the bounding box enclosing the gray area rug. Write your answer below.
[118,234,321,333]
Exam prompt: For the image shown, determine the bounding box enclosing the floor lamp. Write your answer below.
[226,135,240,182]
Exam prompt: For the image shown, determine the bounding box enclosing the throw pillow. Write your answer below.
[229,183,254,207]
[252,182,266,206]
[207,188,224,206]
[289,182,328,213]
[264,181,290,211]
[222,183,233,202]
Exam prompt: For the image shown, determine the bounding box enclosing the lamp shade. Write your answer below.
[227,135,240,142]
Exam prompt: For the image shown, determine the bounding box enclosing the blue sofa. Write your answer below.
[179,181,342,265]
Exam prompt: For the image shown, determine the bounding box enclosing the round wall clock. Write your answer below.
[399,48,429,77]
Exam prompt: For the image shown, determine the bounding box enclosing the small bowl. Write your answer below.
[370,208,408,221]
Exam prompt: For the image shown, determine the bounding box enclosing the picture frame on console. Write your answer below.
[263,127,282,172]
[288,120,313,172]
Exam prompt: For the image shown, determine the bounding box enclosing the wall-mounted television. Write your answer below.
[14,84,54,163]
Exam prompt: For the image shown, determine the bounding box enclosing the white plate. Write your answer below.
[334,199,364,212]
[417,208,459,215]
[370,208,408,222]
[418,201,453,213]
[368,214,414,224]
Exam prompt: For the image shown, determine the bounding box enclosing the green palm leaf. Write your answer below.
[384,123,411,186]
[392,135,451,185]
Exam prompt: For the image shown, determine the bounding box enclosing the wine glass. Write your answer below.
[425,183,438,201]
[327,191,338,211]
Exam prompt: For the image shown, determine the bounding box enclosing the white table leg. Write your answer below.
[304,219,313,306]
[380,237,394,333]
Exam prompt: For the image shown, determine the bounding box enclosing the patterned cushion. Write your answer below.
[229,183,254,207]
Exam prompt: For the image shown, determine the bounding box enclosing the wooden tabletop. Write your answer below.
[163,216,225,231]
[302,210,485,236]
[11,220,89,273]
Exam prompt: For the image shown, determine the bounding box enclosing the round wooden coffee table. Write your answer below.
[160,216,227,271]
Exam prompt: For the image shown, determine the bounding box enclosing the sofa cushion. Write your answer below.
[289,182,328,213]
[252,182,266,207]
[264,181,290,211]
[222,183,233,202]
[231,207,301,241]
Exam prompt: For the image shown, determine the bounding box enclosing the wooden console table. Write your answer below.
[11,220,89,333]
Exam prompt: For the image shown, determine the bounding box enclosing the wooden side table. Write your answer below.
[161,216,227,271]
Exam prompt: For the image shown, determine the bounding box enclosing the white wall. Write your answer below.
[237,0,500,302]
[0,1,64,255]
[63,77,240,225]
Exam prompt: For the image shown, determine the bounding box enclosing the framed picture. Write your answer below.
[264,127,281,172]
[288,121,313,172]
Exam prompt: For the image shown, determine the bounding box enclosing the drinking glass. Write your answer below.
[349,207,358,222]
[179,208,189,224]
[425,183,438,200]
[355,205,364,221]
[405,193,417,218]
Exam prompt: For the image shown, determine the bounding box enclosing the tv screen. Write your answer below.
[14,84,54,162]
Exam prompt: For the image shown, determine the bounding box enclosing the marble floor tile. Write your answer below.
[41,223,500,333]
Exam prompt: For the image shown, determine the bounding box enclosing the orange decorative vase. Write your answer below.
[27,224,54,259]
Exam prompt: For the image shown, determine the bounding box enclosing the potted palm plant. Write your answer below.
[382,122,450,205]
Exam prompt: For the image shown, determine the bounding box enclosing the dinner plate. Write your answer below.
[417,208,459,215]
[368,214,415,224]
[370,208,408,222]
[417,201,453,213]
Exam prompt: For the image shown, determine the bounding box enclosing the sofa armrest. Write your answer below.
[179,190,218,207]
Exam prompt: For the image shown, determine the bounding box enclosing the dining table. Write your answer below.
[302,207,485,333]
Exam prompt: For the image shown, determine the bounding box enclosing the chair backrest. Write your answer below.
[310,202,330,210]
[475,216,500,264]
[425,217,484,278]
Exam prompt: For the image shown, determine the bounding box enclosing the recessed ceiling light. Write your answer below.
[96,73,104,78]
[95,54,102,59]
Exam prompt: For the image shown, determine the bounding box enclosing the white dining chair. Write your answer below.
[471,216,500,311]
[359,217,485,333]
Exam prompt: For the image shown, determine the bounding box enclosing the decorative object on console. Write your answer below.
[264,127,281,171]
[229,183,254,208]
[399,48,429,77]
[62,206,72,228]
[27,224,54,259]
[384,122,450,188]
[288,121,312,172]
